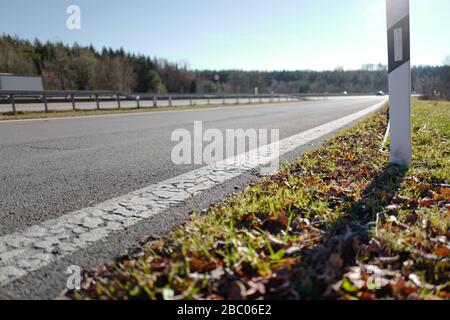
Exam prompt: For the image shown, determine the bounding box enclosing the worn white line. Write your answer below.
[0,99,387,286]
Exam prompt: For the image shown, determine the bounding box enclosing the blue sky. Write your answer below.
[0,0,449,70]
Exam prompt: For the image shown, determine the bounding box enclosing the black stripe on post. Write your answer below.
[387,14,410,74]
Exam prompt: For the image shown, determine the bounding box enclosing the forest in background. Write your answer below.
[1,35,449,99]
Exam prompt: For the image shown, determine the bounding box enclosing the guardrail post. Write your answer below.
[43,94,48,113]
[10,94,16,114]
[207,97,210,105]
[71,94,76,110]
[169,96,172,107]
[153,95,157,107]
[190,97,193,106]
[136,96,140,109]
[117,94,121,109]
[95,94,100,110]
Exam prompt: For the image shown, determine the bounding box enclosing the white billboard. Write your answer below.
[0,75,43,91]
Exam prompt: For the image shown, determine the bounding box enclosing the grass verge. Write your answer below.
[67,99,449,300]
[0,100,293,121]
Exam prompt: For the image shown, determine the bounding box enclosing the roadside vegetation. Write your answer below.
[2,35,449,98]
[67,99,449,300]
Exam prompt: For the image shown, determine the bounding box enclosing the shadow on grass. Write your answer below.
[293,163,408,299]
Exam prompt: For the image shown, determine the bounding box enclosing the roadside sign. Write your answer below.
[386,0,412,166]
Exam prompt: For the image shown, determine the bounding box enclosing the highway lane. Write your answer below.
[0,96,385,237]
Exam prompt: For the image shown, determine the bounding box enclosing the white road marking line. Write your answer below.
[0,99,387,287]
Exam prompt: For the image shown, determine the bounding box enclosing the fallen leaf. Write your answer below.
[328,253,344,269]
[435,246,450,257]
[189,257,217,272]
[376,191,388,199]
[437,187,450,200]
[273,258,296,268]
[420,197,434,208]
[392,278,417,298]
[345,153,357,162]
[341,278,358,293]
[279,211,288,227]
[405,213,419,225]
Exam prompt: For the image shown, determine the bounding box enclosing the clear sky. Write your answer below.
[0,0,449,70]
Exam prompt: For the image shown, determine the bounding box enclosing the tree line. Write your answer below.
[0,35,448,99]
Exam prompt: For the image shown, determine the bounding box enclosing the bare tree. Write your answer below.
[0,37,36,74]
[42,45,72,90]
[70,45,97,90]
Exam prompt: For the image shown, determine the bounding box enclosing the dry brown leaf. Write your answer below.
[273,258,296,268]
[405,213,419,225]
[420,197,435,208]
[328,253,344,269]
[345,153,357,162]
[437,187,450,199]
[435,245,450,257]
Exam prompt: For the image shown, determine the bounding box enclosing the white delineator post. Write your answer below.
[386,0,412,166]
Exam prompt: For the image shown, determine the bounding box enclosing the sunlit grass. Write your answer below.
[69,99,449,300]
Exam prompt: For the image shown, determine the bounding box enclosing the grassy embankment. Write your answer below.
[68,99,449,300]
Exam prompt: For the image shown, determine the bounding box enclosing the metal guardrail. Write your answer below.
[0,90,304,114]
[0,90,376,114]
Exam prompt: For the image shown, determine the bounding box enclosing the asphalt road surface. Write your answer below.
[0,96,386,299]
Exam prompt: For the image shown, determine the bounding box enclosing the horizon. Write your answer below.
[1,33,445,73]
[0,0,449,71]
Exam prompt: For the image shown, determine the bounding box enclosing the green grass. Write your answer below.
[0,100,294,121]
[68,99,449,300]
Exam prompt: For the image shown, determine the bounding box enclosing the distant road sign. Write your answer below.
[0,74,43,91]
